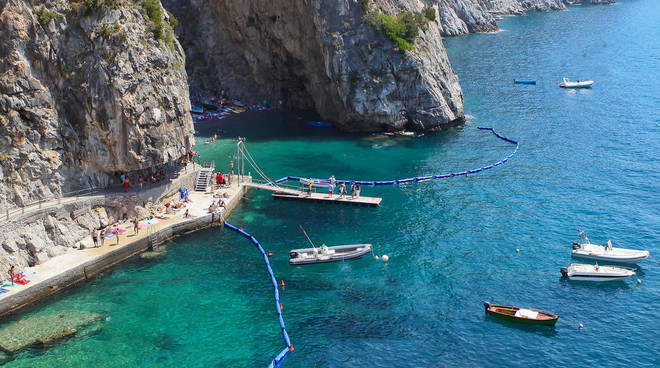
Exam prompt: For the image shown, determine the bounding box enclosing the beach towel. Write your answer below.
[2,281,13,288]
[12,278,29,285]
[155,215,168,220]
[146,218,160,225]
[0,288,9,294]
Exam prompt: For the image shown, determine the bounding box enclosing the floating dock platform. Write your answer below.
[272,192,381,207]
[244,182,382,207]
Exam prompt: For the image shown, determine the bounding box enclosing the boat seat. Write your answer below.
[514,309,539,319]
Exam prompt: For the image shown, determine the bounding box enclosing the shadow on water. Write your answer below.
[483,315,559,337]
[557,277,632,290]
[153,333,184,352]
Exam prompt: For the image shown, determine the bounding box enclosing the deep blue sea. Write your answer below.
[3,1,659,367]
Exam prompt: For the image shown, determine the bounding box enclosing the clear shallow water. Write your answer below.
[4,1,660,367]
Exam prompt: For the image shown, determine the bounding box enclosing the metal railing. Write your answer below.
[0,161,200,224]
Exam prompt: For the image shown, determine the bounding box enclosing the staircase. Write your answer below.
[149,230,159,248]
[195,168,214,191]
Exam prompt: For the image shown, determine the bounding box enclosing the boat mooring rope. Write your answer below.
[223,222,293,368]
[280,126,519,186]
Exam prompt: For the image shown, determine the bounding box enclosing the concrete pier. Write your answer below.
[0,175,249,319]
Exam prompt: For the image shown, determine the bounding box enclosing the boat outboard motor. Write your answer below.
[560,267,568,278]
[289,251,298,259]
[572,242,580,250]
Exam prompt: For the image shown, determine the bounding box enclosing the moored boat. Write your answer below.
[560,263,636,281]
[484,302,558,326]
[571,230,650,264]
[559,77,594,88]
[191,105,204,115]
[290,225,372,265]
[514,79,537,85]
[306,121,332,127]
[289,243,372,265]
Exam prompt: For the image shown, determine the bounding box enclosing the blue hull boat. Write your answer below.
[306,121,332,127]
[514,79,537,85]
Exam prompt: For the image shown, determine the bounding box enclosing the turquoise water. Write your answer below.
[4,1,660,366]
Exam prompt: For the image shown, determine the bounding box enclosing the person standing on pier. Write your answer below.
[114,228,120,245]
[328,180,335,198]
[123,177,130,192]
[92,229,98,248]
[100,229,105,246]
[138,177,144,191]
[350,182,356,199]
[356,183,361,198]
[133,218,139,235]
[307,179,313,196]
[339,182,346,198]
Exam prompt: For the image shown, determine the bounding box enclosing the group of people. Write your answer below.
[91,226,120,247]
[327,176,361,199]
[205,133,219,145]
[119,168,170,192]
[7,265,29,286]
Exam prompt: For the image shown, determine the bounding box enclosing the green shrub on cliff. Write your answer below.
[35,6,59,26]
[422,6,436,22]
[141,0,175,49]
[361,5,431,52]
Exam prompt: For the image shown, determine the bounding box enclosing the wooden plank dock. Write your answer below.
[244,182,382,207]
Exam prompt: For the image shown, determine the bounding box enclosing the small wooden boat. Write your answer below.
[559,77,594,88]
[560,263,636,281]
[289,225,371,265]
[571,230,650,264]
[484,302,558,326]
[514,79,536,85]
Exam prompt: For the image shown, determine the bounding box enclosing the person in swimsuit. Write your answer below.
[133,218,139,235]
[100,229,105,246]
[8,266,15,286]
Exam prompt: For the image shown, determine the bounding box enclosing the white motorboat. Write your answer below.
[560,263,636,281]
[559,77,594,88]
[571,230,650,264]
[289,225,371,265]
[289,243,372,265]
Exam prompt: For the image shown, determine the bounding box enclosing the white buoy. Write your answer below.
[374,255,379,260]
[578,323,584,329]
[637,279,642,284]
[515,248,520,253]
[382,255,389,262]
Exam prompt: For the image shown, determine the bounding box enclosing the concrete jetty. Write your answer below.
[0,175,248,319]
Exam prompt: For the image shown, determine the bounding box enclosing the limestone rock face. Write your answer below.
[163,0,465,132]
[436,0,613,36]
[0,0,194,207]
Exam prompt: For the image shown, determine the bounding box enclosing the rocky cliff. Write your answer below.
[436,0,613,36]
[0,0,194,207]
[162,0,465,132]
